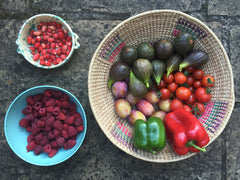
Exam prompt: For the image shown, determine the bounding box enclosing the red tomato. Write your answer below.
[156,80,166,89]
[186,66,195,73]
[175,87,191,100]
[193,80,202,88]
[170,99,183,111]
[160,88,170,100]
[163,73,174,83]
[167,82,178,92]
[185,93,196,105]
[183,104,192,112]
[188,86,194,93]
[192,102,205,115]
[195,87,211,103]
[186,75,194,86]
[193,69,204,80]
[174,72,187,84]
[201,75,215,87]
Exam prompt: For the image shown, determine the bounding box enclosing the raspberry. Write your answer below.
[26,126,32,132]
[52,90,62,99]
[26,141,37,152]
[47,106,54,113]
[34,145,43,155]
[72,112,81,119]
[63,123,69,130]
[52,106,60,116]
[46,116,55,126]
[55,100,62,107]
[43,144,52,153]
[26,96,34,105]
[35,132,43,143]
[43,89,52,97]
[67,140,76,149]
[63,142,69,150]
[36,120,45,127]
[39,108,46,116]
[48,148,58,158]
[76,125,84,132]
[27,134,35,143]
[61,129,68,139]
[24,114,34,121]
[31,127,41,136]
[19,118,29,128]
[45,125,52,132]
[74,117,83,126]
[69,102,76,111]
[48,131,55,139]
[45,98,55,107]
[61,109,68,115]
[24,105,33,114]
[33,94,43,102]
[56,137,65,147]
[60,94,70,102]
[40,136,49,146]
[68,126,77,137]
[62,101,70,109]
[67,116,75,124]
[34,102,42,110]
[56,112,65,121]
[50,140,58,148]
[53,129,61,136]
[53,120,63,131]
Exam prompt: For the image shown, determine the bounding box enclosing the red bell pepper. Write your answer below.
[164,108,209,155]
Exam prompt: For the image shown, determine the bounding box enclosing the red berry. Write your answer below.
[26,141,37,152]
[67,116,75,124]
[61,129,69,139]
[53,120,63,131]
[33,30,42,36]
[33,53,40,61]
[76,125,84,132]
[67,140,76,149]
[19,118,29,128]
[68,126,77,137]
[56,137,65,147]
[58,32,64,39]
[56,112,65,121]
[43,144,52,153]
[33,145,43,155]
[27,36,32,44]
[48,148,58,158]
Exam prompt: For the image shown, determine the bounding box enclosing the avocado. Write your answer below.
[120,46,137,65]
[174,32,194,56]
[137,42,155,61]
[155,40,173,60]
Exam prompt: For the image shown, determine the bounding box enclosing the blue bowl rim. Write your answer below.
[4,85,87,166]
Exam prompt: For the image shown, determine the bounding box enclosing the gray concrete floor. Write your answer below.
[0,0,239,179]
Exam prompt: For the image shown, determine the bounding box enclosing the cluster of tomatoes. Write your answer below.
[156,66,215,116]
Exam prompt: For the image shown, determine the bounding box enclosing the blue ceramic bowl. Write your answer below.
[4,85,87,166]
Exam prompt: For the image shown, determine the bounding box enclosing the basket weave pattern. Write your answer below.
[88,10,235,162]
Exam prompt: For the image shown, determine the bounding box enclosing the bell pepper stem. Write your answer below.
[186,140,206,152]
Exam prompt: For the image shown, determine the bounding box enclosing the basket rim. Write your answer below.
[88,9,235,163]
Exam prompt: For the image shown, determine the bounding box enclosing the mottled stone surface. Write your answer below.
[0,1,239,179]
[208,0,240,16]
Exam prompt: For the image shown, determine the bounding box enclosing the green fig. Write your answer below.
[132,58,153,88]
[152,60,166,85]
[129,71,148,98]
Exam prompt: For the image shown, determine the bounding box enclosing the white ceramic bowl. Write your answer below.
[16,14,80,69]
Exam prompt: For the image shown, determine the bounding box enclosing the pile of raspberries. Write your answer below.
[19,89,84,158]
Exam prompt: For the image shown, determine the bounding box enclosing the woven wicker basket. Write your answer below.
[88,10,235,162]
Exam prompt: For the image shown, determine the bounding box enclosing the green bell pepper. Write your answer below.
[133,117,166,153]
